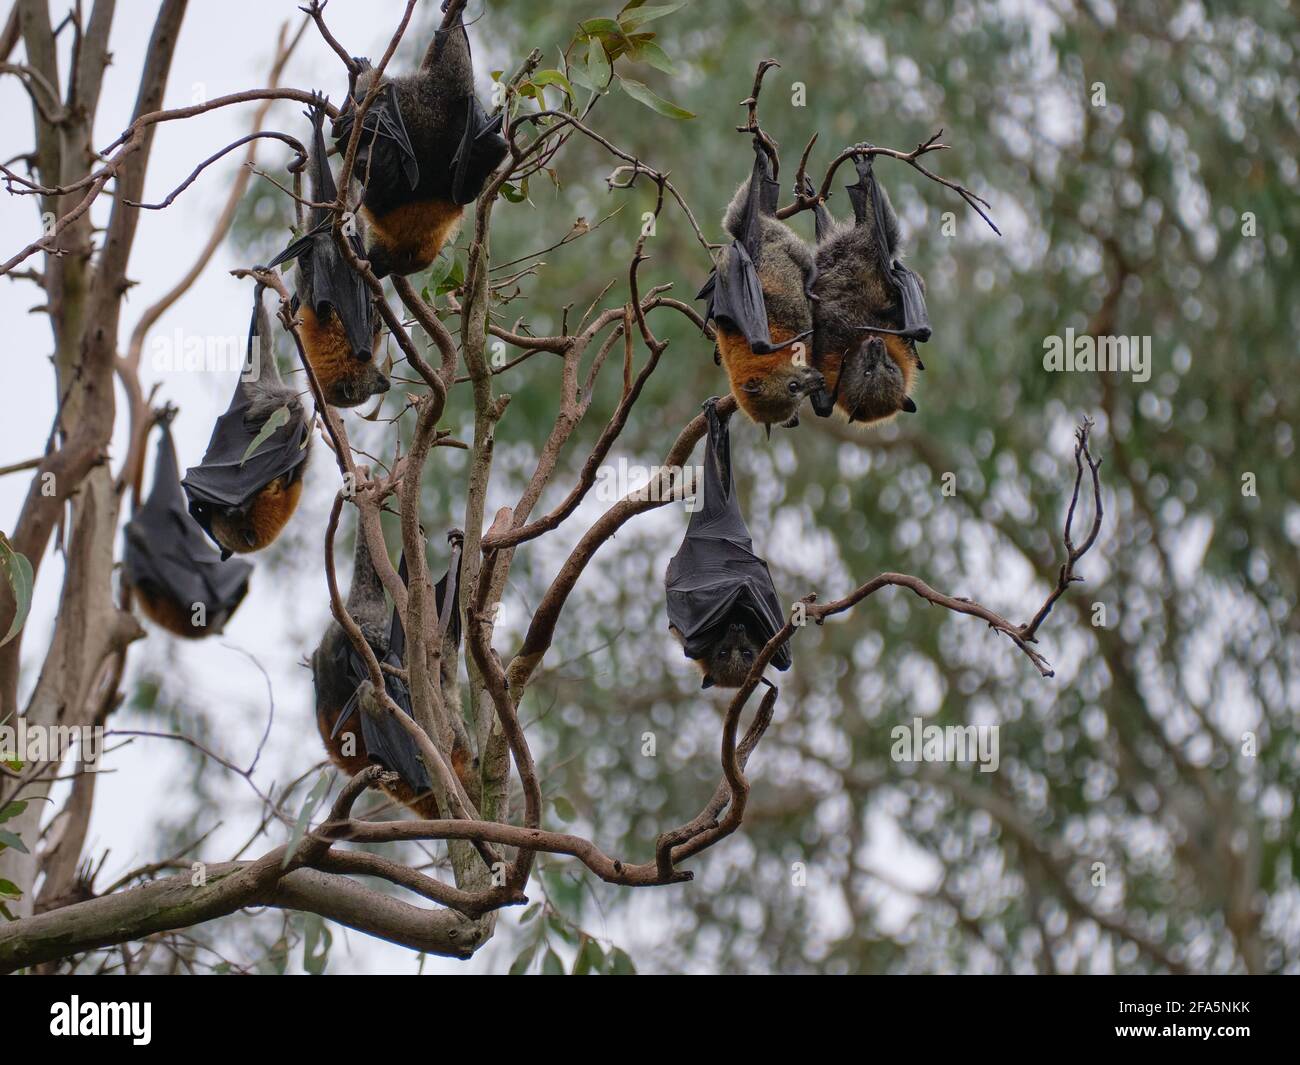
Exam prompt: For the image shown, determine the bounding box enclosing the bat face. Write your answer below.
[718,327,825,428]
[837,334,917,425]
[702,621,761,689]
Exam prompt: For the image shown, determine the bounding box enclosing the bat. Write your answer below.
[810,153,931,425]
[123,412,253,638]
[181,283,312,558]
[266,98,387,409]
[314,526,465,818]
[665,397,793,689]
[332,1,508,278]
[698,141,824,432]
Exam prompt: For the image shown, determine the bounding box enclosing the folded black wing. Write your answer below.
[664,399,792,672]
[125,420,253,620]
[845,156,931,343]
[334,73,420,191]
[698,144,792,355]
[450,95,507,205]
[181,298,309,543]
[332,541,464,797]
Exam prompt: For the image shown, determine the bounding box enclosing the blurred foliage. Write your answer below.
[177,0,1300,973]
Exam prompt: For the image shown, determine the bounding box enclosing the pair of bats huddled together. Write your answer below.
[699,141,931,433]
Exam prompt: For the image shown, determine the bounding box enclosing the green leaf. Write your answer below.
[501,178,530,204]
[132,676,160,712]
[550,795,576,823]
[542,948,565,975]
[572,935,604,975]
[585,36,611,91]
[620,3,685,30]
[240,404,291,466]
[579,18,624,36]
[0,830,28,855]
[618,77,694,119]
[518,902,543,924]
[283,771,331,869]
[0,534,33,649]
[302,912,332,975]
[546,911,577,945]
[532,69,574,97]
[632,40,677,75]
[508,942,538,975]
[422,249,455,296]
[0,801,26,824]
[609,947,636,974]
[0,878,21,899]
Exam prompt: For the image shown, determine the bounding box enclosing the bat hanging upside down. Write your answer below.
[809,151,932,426]
[698,141,824,433]
[267,97,388,409]
[332,1,508,278]
[313,526,470,818]
[665,398,793,689]
[123,412,253,638]
[182,283,312,558]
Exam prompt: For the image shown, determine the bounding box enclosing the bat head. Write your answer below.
[702,621,761,689]
[839,334,916,425]
[330,360,391,408]
[736,360,824,430]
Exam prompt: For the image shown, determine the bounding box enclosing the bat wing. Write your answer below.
[330,555,433,796]
[125,424,253,618]
[181,377,309,544]
[664,399,792,671]
[330,643,433,796]
[450,95,507,205]
[701,145,794,354]
[334,79,420,191]
[845,157,932,343]
[710,239,777,352]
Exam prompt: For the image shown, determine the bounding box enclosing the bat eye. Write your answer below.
[741,650,754,664]
[787,379,801,393]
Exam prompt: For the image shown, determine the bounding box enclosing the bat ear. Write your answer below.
[741,377,762,395]
[700,675,715,690]
[901,396,917,413]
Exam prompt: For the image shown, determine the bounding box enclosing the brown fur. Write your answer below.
[209,472,305,555]
[717,326,822,427]
[317,706,478,820]
[817,333,917,424]
[133,586,206,638]
[362,199,462,275]
[297,302,386,408]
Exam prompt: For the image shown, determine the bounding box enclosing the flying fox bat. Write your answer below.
[123,413,253,638]
[267,99,387,409]
[332,2,508,278]
[697,141,824,431]
[314,528,465,818]
[182,284,311,558]
[665,398,793,689]
[810,152,931,426]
